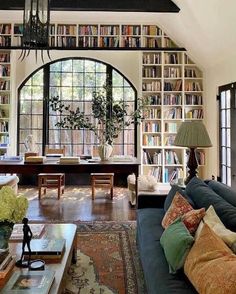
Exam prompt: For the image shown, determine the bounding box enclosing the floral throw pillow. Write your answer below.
[162,192,193,229]
[182,208,206,234]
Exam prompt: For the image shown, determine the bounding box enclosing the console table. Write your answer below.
[0,159,140,202]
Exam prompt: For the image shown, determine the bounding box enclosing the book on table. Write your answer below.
[1,270,55,294]
[10,224,45,241]
[24,238,66,260]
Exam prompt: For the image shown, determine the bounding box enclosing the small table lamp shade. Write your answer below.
[174,121,212,184]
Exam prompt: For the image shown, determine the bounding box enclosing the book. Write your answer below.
[1,270,55,294]
[10,224,45,241]
[24,238,66,257]
[25,156,45,163]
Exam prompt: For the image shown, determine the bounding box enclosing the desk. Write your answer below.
[0,159,140,202]
[7,223,77,294]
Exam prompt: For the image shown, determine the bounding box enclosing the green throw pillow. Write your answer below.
[160,218,194,274]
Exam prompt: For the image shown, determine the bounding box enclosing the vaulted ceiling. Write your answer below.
[0,0,235,69]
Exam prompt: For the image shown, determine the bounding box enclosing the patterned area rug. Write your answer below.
[64,221,146,294]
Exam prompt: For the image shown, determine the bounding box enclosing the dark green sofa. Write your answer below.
[136,177,236,294]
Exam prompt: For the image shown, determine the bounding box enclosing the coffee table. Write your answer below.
[7,223,77,294]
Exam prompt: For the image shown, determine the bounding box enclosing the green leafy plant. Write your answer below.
[0,186,28,223]
[49,86,147,145]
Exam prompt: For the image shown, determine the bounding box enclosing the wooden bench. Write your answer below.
[38,173,65,200]
[91,173,114,200]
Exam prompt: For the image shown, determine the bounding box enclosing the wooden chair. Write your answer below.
[38,146,65,200]
[91,173,114,200]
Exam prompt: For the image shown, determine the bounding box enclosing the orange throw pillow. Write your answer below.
[162,192,193,229]
[184,224,236,294]
[182,208,205,234]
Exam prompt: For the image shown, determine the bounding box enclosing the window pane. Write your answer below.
[221,91,225,109]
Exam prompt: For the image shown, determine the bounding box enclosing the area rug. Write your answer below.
[64,221,146,294]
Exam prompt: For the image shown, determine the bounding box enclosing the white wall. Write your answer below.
[204,52,236,179]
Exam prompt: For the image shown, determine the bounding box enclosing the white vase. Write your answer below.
[98,143,113,161]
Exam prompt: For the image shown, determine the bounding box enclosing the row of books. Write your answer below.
[164,122,178,133]
[165,150,180,164]
[164,67,181,78]
[164,167,184,183]
[184,68,199,78]
[56,36,76,47]
[143,25,161,36]
[142,81,161,91]
[0,95,9,104]
[0,65,10,77]
[0,37,11,47]
[0,121,8,132]
[143,53,161,65]
[78,25,99,35]
[143,150,162,165]
[164,80,182,91]
[148,166,162,182]
[78,37,98,47]
[163,94,182,105]
[0,53,10,63]
[164,107,182,119]
[146,95,161,105]
[185,94,203,105]
[185,81,202,91]
[121,25,141,35]
[0,80,10,91]
[143,134,161,146]
[144,108,161,119]
[164,135,176,146]
[143,121,161,132]
[0,24,11,35]
[185,109,203,119]
[120,37,141,48]
[142,66,161,78]
[143,38,162,48]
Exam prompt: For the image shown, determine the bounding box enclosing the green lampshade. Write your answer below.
[174,121,212,148]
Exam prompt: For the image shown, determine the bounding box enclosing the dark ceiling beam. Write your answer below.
[0,0,180,13]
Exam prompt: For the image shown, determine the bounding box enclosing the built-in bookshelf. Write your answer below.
[0,50,10,155]
[141,51,204,184]
[0,23,185,50]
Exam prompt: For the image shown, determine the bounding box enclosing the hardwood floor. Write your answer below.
[19,185,137,222]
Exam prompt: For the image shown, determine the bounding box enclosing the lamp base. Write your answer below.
[185,147,198,185]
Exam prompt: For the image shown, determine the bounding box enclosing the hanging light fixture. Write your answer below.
[19,0,50,62]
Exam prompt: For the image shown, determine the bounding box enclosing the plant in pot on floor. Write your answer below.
[49,85,146,161]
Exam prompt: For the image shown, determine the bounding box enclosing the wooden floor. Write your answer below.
[19,185,136,222]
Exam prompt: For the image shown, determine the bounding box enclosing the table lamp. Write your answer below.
[174,121,212,184]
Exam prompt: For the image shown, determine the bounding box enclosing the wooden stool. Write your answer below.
[38,173,65,200]
[91,173,114,200]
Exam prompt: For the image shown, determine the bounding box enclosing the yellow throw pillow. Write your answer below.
[195,205,236,249]
[184,223,236,294]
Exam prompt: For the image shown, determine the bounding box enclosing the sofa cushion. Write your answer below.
[184,223,236,294]
[185,177,236,231]
[195,205,236,252]
[160,218,194,274]
[208,180,236,207]
[164,184,195,212]
[181,208,205,234]
[162,192,193,229]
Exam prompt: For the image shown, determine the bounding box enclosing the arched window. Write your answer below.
[18,58,137,156]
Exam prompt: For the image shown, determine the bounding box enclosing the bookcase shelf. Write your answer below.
[0,50,10,155]
[141,51,205,184]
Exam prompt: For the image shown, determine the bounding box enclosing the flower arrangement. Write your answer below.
[49,86,147,145]
[0,186,28,224]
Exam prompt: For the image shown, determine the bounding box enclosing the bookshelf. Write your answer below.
[141,51,204,184]
[0,50,10,155]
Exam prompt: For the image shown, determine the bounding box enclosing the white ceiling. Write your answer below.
[1,0,235,69]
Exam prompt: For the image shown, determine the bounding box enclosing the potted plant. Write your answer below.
[49,86,146,160]
[0,186,28,253]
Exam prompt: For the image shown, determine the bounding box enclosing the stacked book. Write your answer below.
[59,156,80,164]
[24,238,66,262]
[25,156,45,163]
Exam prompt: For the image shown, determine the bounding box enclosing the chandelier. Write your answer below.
[19,0,50,62]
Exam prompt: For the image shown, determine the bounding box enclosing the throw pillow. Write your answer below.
[195,205,236,251]
[184,223,236,294]
[181,208,205,234]
[162,192,193,229]
[160,218,194,274]
[185,176,236,231]
[164,184,195,212]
